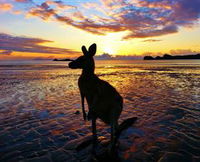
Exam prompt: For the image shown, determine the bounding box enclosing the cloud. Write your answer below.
[170,49,199,55]
[0,3,13,12]
[142,49,200,56]
[142,39,162,42]
[0,50,12,55]
[124,25,178,39]
[12,10,22,15]
[27,1,76,20]
[94,53,142,60]
[0,2,25,14]
[0,33,80,55]
[82,2,99,9]
[45,0,75,10]
[15,0,32,2]
[15,0,200,39]
[27,2,56,20]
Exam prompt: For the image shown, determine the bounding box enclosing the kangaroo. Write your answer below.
[68,43,137,154]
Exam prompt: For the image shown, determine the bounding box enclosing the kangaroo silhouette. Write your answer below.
[68,43,137,154]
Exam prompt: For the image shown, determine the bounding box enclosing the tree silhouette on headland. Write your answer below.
[144,53,200,60]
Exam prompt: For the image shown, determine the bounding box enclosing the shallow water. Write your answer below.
[0,60,200,161]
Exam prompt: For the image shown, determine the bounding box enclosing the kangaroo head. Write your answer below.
[68,43,96,70]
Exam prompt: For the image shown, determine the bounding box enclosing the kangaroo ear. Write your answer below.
[88,43,96,56]
[82,45,88,56]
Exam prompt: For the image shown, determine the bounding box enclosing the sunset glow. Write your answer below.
[0,0,200,60]
[1,1,200,161]
[103,48,115,55]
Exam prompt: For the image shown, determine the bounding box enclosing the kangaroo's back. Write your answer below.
[78,72,123,124]
[79,74,121,100]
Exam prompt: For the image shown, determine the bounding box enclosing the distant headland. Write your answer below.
[144,53,200,60]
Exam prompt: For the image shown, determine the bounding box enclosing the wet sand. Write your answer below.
[0,60,200,161]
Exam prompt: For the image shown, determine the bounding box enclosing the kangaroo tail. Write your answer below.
[115,117,138,139]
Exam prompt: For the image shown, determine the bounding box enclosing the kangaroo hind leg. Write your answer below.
[110,119,119,154]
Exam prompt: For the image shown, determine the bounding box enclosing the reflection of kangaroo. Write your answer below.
[69,43,137,154]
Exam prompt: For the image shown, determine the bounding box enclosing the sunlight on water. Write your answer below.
[0,60,200,161]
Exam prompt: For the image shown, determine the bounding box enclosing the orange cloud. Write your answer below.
[46,0,75,10]
[25,0,200,39]
[0,3,13,12]
[0,2,23,15]
[170,49,199,55]
[27,2,55,20]
[13,10,22,15]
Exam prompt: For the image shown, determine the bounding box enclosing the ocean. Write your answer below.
[0,59,200,161]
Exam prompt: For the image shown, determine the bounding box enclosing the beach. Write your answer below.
[0,59,200,161]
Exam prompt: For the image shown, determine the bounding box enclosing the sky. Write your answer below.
[0,0,200,60]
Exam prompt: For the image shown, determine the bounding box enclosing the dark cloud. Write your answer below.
[0,33,80,55]
[142,39,162,42]
[0,50,12,55]
[25,0,200,39]
[124,25,178,39]
[54,14,124,35]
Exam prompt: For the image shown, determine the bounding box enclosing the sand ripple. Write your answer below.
[0,61,200,161]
